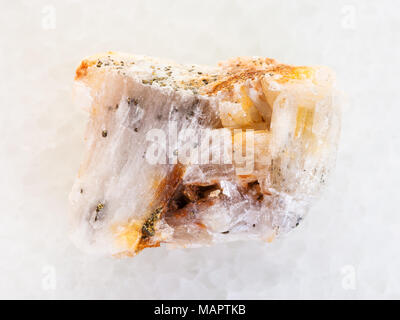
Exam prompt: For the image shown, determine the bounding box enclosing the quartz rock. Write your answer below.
[69,52,340,257]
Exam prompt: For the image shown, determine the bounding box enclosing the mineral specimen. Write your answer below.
[69,52,340,257]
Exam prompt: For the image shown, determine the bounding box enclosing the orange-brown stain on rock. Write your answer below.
[75,59,97,80]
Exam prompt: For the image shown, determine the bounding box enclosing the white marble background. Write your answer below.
[0,0,399,299]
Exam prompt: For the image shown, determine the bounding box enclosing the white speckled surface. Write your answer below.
[1,0,399,299]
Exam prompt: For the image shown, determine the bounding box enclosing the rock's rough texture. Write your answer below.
[70,52,340,257]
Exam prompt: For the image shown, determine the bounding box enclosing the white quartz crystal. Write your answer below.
[70,52,340,257]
